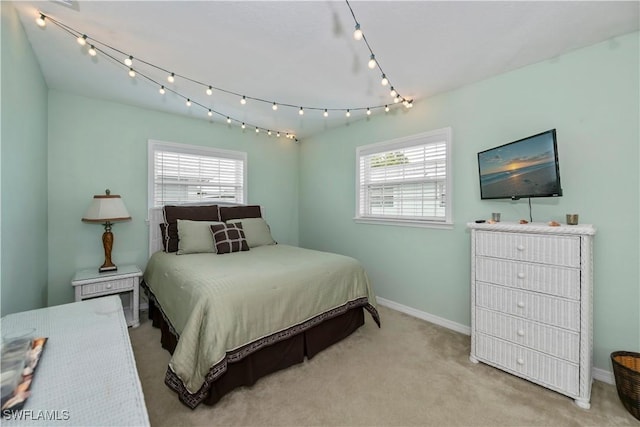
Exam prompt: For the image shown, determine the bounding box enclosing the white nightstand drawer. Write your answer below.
[475,333,579,396]
[476,231,580,267]
[476,282,580,331]
[476,257,580,299]
[81,277,134,297]
[475,308,580,362]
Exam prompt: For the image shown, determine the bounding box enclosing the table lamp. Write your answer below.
[82,189,131,272]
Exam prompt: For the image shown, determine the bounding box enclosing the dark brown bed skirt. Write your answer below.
[147,298,367,408]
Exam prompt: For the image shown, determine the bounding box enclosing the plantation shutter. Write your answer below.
[357,129,450,223]
[150,141,246,208]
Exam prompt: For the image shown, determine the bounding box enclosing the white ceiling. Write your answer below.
[14,1,640,140]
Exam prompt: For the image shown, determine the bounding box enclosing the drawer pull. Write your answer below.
[517,272,525,279]
[106,284,112,289]
[517,358,524,365]
[517,301,525,308]
[516,245,525,251]
[517,329,525,337]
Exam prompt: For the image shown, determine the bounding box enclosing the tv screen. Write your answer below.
[477,129,563,200]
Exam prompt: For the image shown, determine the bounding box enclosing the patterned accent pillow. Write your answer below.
[210,223,249,254]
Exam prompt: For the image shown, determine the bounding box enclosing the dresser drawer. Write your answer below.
[476,282,580,331]
[81,277,135,297]
[475,308,580,362]
[475,257,580,299]
[475,231,580,267]
[475,333,579,396]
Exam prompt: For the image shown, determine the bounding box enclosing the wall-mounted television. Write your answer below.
[477,129,563,200]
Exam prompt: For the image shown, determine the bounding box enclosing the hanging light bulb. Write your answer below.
[368,54,376,69]
[36,13,46,27]
[381,74,388,86]
[128,68,136,78]
[186,99,191,107]
[276,132,281,137]
[394,96,401,103]
[390,87,397,98]
[406,100,414,108]
[367,108,371,116]
[124,55,133,66]
[167,73,175,83]
[208,109,213,117]
[240,96,247,105]
[385,105,390,113]
[353,23,363,41]
[226,117,231,124]
[402,99,409,107]
[77,34,87,46]
[323,109,328,117]
[241,123,246,129]
[299,107,304,116]
[255,127,259,133]
[268,130,272,136]
[206,86,213,96]
[272,102,278,111]
[159,86,165,95]
[88,45,97,56]
[346,110,351,117]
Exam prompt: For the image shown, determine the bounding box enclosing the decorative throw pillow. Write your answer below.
[219,205,262,222]
[162,205,220,252]
[177,220,223,255]
[210,223,250,254]
[226,217,276,248]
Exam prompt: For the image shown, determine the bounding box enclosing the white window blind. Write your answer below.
[356,128,452,226]
[148,140,247,208]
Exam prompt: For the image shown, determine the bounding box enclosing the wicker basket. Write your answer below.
[611,351,640,421]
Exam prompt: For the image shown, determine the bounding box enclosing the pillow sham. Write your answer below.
[177,219,223,255]
[210,223,249,254]
[225,217,276,248]
[219,205,262,222]
[162,205,220,252]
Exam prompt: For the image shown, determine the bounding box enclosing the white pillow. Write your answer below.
[177,219,223,254]
[225,217,276,248]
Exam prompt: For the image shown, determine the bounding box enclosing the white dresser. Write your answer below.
[467,222,596,409]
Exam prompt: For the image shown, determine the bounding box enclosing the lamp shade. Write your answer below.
[82,190,131,223]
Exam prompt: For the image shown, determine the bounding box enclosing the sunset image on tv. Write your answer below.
[478,132,561,199]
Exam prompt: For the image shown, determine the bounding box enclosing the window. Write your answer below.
[148,140,247,208]
[355,128,452,228]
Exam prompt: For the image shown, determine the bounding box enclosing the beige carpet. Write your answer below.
[128,306,637,426]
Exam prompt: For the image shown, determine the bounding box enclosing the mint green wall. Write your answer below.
[47,91,299,306]
[1,2,49,316]
[299,32,640,371]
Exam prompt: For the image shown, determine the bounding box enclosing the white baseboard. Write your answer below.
[375,296,615,385]
[376,297,471,335]
[592,367,615,385]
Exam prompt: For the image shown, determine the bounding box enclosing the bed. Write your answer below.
[142,204,380,409]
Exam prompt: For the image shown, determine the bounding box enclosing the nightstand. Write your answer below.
[71,264,142,327]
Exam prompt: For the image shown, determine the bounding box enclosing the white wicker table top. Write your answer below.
[0,296,150,426]
[467,221,596,236]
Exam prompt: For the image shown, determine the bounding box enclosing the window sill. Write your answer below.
[353,217,454,230]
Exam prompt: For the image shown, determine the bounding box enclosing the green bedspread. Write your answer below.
[143,244,378,406]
